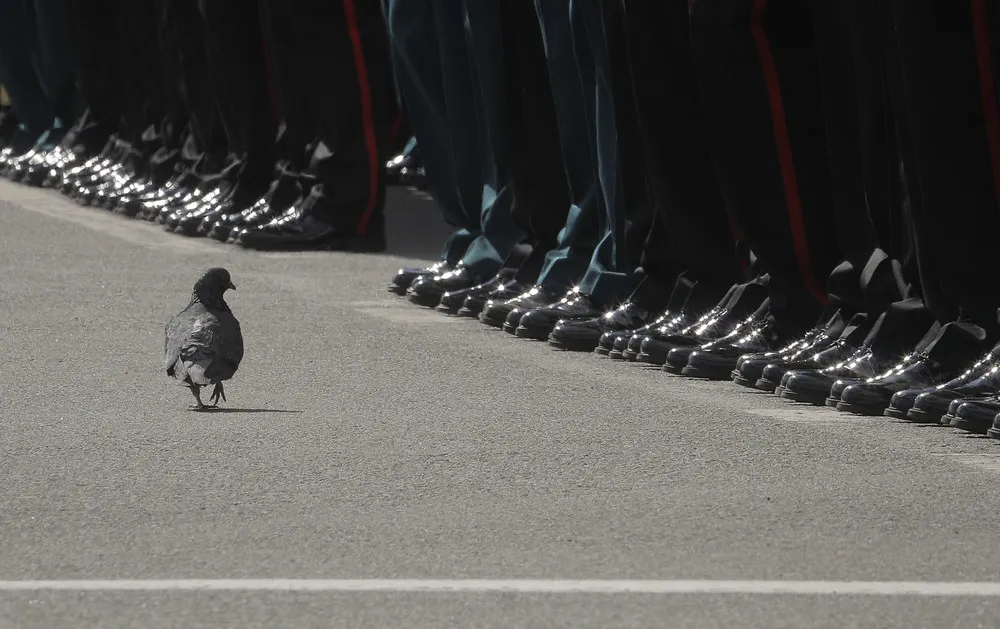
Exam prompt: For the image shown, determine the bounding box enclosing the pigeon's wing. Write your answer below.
[204,313,243,382]
[179,316,222,386]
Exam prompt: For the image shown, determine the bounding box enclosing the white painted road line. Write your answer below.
[2,580,1000,596]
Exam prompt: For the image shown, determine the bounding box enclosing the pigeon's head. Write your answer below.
[193,267,236,304]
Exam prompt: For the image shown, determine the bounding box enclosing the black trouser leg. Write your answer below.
[143,0,193,185]
[198,0,277,207]
[30,0,78,126]
[690,0,841,334]
[174,0,229,185]
[0,0,55,140]
[807,0,908,320]
[622,0,743,294]
[112,0,165,171]
[500,0,570,253]
[885,0,1000,339]
[290,0,398,237]
[66,1,121,155]
[603,0,654,275]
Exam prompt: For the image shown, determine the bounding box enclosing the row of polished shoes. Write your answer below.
[0,133,421,251]
[389,261,1000,441]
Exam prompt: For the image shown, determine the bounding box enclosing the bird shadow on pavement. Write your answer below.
[194,408,304,414]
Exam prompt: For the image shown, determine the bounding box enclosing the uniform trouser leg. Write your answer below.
[171,0,229,186]
[690,0,842,334]
[285,0,397,238]
[575,0,640,305]
[255,0,309,212]
[604,0,655,277]
[884,0,1000,339]
[388,0,522,274]
[66,0,121,155]
[0,0,77,140]
[144,0,191,184]
[379,0,412,155]
[113,0,168,172]
[621,0,743,295]
[29,0,76,125]
[498,0,571,284]
[198,0,276,208]
[259,0,310,172]
[461,0,526,276]
[533,0,603,292]
[0,0,55,140]
[808,0,909,320]
[386,0,477,265]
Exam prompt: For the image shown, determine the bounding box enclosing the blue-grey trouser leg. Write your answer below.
[532,0,603,292]
[461,0,525,274]
[573,0,637,303]
[387,0,523,274]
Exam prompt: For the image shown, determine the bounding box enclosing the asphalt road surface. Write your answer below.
[2,180,1000,629]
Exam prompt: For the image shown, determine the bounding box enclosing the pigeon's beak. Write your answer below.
[228,282,236,290]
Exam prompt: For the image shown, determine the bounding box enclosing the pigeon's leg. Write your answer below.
[188,385,207,411]
[209,382,226,406]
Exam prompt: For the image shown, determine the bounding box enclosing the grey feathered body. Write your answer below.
[164,300,244,387]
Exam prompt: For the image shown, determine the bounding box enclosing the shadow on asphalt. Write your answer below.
[194,408,305,414]
[383,187,453,263]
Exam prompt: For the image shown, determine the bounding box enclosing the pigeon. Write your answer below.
[164,267,244,410]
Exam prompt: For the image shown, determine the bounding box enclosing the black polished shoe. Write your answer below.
[237,203,386,252]
[646,282,769,368]
[408,265,482,308]
[434,272,512,315]
[120,174,193,218]
[517,292,601,341]
[778,347,906,406]
[143,185,208,223]
[682,316,794,380]
[386,152,421,186]
[174,189,237,236]
[639,308,730,366]
[756,336,863,393]
[8,146,73,185]
[732,309,848,387]
[549,300,661,353]
[836,353,960,416]
[400,164,427,189]
[481,285,562,330]
[987,409,1000,439]
[599,310,677,358]
[105,177,156,212]
[662,308,769,374]
[903,348,1000,423]
[389,261,452,296]
[740,313,867,392]
[948,397,1000,434]
[938,397,971,427]
[24,146,76,187]
[163,188,226,230]
[457,278,525,318]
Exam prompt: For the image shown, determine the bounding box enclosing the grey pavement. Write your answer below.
[1,180,1000,628]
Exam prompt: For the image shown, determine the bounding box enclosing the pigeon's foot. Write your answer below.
[210,382,227,406]
[188,385,207,410]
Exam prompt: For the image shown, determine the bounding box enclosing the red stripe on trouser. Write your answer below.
[749,0,828,306]
[342,0,381,235]
[971,0,1000,210]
